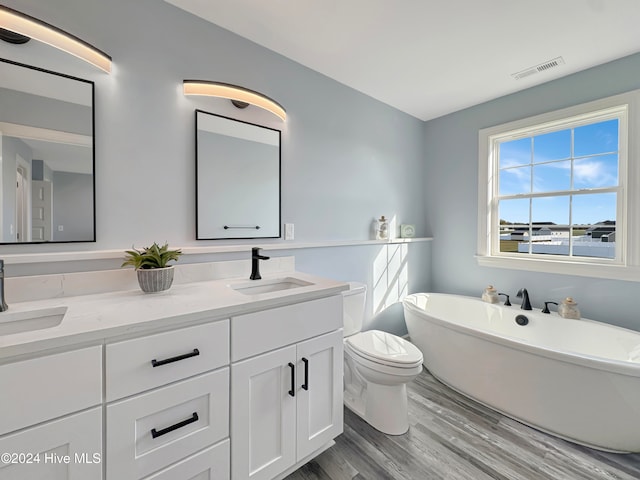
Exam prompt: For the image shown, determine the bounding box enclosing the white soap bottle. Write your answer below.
[558,297,581,319]
[482,285,499,304]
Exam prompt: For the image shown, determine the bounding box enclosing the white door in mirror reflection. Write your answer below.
[31,180,52,242]
[16,162,30,242]
[196,110,281,240]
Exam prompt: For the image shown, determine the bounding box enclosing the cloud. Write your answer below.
[534,158,616,188]
[573,159,617,187]
[499,155,530,170]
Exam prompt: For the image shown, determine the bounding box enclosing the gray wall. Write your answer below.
[1,136,31,242]
[293,242,432,335]
[0,86,92,135]
[0,0,430,333]
[52,171,93,241]
[31,160,53,182]
[424,52,640,331]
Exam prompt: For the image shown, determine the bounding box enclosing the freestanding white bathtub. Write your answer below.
[403,292,640,453]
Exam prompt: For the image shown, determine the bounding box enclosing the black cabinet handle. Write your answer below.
[151,348,200,367]
[302,357,309,391]
[288,362,295,397]
[151,412,199,439]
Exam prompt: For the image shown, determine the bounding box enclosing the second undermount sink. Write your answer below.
[231,277,314,295]
[0,306,67,336]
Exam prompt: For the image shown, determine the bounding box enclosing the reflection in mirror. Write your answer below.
[196,110,281,240]
[0,58,94,243]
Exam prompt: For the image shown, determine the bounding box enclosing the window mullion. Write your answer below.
[569,128,575,257]
[528,137,534,254]
[498,186,619,202]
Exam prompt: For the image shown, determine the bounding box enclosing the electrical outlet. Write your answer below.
[284,223,294,240]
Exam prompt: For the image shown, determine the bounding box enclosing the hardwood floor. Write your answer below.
[286,369,640,480]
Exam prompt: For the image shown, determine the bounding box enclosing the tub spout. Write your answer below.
[516,288,532,310]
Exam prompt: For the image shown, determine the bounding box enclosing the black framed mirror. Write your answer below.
[195,110,281,240]
[0,57,95,244]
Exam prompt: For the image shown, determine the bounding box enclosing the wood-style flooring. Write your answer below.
[286,368,640,480]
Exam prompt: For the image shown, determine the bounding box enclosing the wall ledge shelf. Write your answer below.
[2,237,433,265]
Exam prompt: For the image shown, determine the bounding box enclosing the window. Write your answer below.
[478,91,640,281]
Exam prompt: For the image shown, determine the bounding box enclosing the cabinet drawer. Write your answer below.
[106,320,229,401]
[0,345,102,435]
[107,368,229,480]
[142,439,229,480]
[232,295,342,361]
[0,407,102,480]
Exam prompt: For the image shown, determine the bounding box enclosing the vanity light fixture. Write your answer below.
[0,5,112,73]
[183,80,286,121]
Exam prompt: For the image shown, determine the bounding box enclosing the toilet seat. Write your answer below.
[345,330,423,369]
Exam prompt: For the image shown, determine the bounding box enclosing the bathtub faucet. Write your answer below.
[516,288,532,310]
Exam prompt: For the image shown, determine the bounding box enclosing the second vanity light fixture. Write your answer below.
[0,5,112,73]
[183,80,286,121]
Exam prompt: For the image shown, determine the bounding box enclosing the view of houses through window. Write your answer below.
[494,114,621,260]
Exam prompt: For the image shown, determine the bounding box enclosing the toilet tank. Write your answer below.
[342,282,366,337]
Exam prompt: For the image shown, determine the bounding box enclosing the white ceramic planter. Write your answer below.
[136,266,174,293]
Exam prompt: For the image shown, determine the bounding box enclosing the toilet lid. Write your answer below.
[346,330,423,366]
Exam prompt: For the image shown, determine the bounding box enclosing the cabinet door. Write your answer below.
[0,407,102,480]
[231,346,296,480]
[296,329,344,460]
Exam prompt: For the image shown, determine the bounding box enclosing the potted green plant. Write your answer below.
[122,242,183,293]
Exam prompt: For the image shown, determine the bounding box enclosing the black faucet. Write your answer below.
[516,288,532,310]
[0,260,8,312]
[497,293,511,306]
[250,247,270,280]
[542,301,559,314]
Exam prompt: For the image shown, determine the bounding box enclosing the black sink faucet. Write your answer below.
[250,247,270,280]
[516,288,532,310]
[0,260,8,312]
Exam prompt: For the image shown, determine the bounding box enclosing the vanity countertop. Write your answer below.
[0,271,348,361]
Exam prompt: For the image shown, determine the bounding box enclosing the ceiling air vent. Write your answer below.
[512,56,565,80]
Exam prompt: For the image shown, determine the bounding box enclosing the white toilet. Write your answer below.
[342,282,423,435]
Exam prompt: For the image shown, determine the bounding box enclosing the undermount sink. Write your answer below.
[231,277,314,295]
[0,306,67,336]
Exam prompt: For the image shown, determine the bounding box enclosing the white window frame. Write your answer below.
[477,90,640,281]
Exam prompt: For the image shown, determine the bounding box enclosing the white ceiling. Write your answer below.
[165,0,640,121]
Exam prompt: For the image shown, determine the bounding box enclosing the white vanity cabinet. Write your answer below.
[0,346,103,480]
[231,296,344,480]
[0,270,347,480]
[105,321,230,480]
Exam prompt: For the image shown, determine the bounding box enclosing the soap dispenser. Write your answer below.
[482,285,499,304]
[558,297,581,319]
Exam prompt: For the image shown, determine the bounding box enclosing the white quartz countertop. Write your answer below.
[0,271,348,361]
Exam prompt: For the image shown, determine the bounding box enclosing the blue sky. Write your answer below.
[498,119,618,226]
